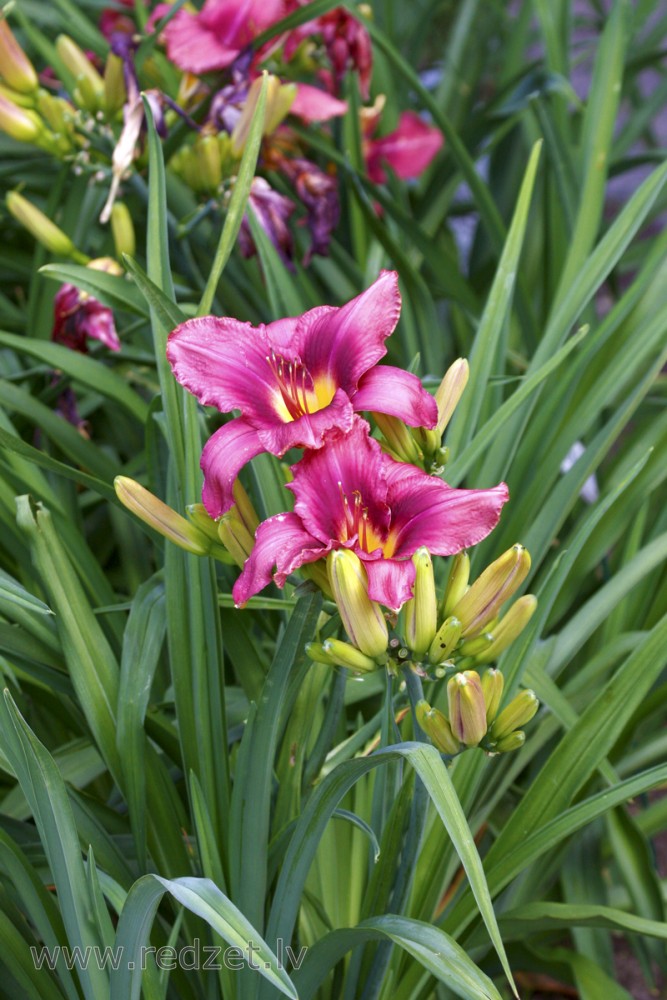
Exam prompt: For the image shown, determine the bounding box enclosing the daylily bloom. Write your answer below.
[233,416,509,608]
[364,110,443,184]
[150,0,284,75]
[167,270,437,518]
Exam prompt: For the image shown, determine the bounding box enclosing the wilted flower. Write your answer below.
[167,271,438,518]
[239,177,296,269]
[281,155,340,263]
[52,260,122,353]
[233,416,508,608]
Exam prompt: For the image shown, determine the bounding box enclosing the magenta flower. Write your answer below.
[239,177,296,269]
[233,416,509,608]
[167,271,437,518]
[151,0,284,75]
[52,283,121,353]
[365,111,443,184]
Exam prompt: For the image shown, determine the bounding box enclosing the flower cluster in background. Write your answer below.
[0,1,443,270]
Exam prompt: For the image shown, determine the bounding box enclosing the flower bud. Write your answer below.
[490,689,539,741]
[110,202,135,259]
[322,638,378,673]
[56,35,104,112]
[441,551,470,617]
[474,595,537,664]
[427,615,462,664]
[6,191,88,261]
[416,700,460,754]
[0,91,42,143]
[327,549,388,658]
[103,52,126,116]
[452,544,531,638]
[197,133,223,192]
[480,668,504,723]
[186,503,223,542]
[232,478,259,535]
[115,476,211,555]
[0,19,38,94]
[435,359,469,437]
[458,632,494,657]
[218,508,255,568]
[373,412,422,464]
[404,547,437,656]
[494,730,526,753]
[300,560,333,597]
[447,670,487,746]
[305,641,336,665]
[231,73,296,156]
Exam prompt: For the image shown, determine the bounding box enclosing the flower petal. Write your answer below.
[201,418,264,518]
[290,83,348,122]
[353,365,437,428]
[162,9,240,73]
[289,415,390,545]
[384,458,509,557]
[364,556,416,610]
[256,387,355,454]
[297,270,401,392]
[232,512,329,604]
[167,316,281,416]
[366,111,443,184]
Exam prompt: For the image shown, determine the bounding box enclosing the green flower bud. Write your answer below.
[218,508,255,568]
[300,560,333,598]
[494,730,526,753]
[198,133,223,193]
[110,202,135,259]
[103,52,126,116]
[305,641,336,665]
[0,19,38,94]
[322,638,378,673]
[56,35,104,111]
[404,547,437,656]
[6,191,88,261]
[458,632,494,657]
[490,689,539,740]
[0,91,42,143]
[231,478,259,535]
[186,503,222,542]
[327,549,388,659]
[434,358,469,436]
[474,595,537,664]
[231,73,296,156]
[416,700,460,754]
[441,551,470,617]
[447,670,487,747]
[480,668,504,723]
[115,476,211,555]
[427,615,462,664]
[452,544,531,638]
[373,411,422,464]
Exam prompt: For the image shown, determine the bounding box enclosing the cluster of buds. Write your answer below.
[374,359,469,474]
[114,476,268,569]
[391,542,537,673]
[417,674,539,757]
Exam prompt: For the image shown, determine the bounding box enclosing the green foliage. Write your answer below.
[0,1,666,998]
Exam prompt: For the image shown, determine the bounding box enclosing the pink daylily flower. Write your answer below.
[166,271,438,518]
[290,84,347,122]
[233,416,509,608]
[151,0,285,75]
[365,111,443,184]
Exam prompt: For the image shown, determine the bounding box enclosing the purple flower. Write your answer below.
[239,177,296,269]
[281,156,340,263]
[166,271,437,518]
[52,282,120,353]
[233,416,509,608]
